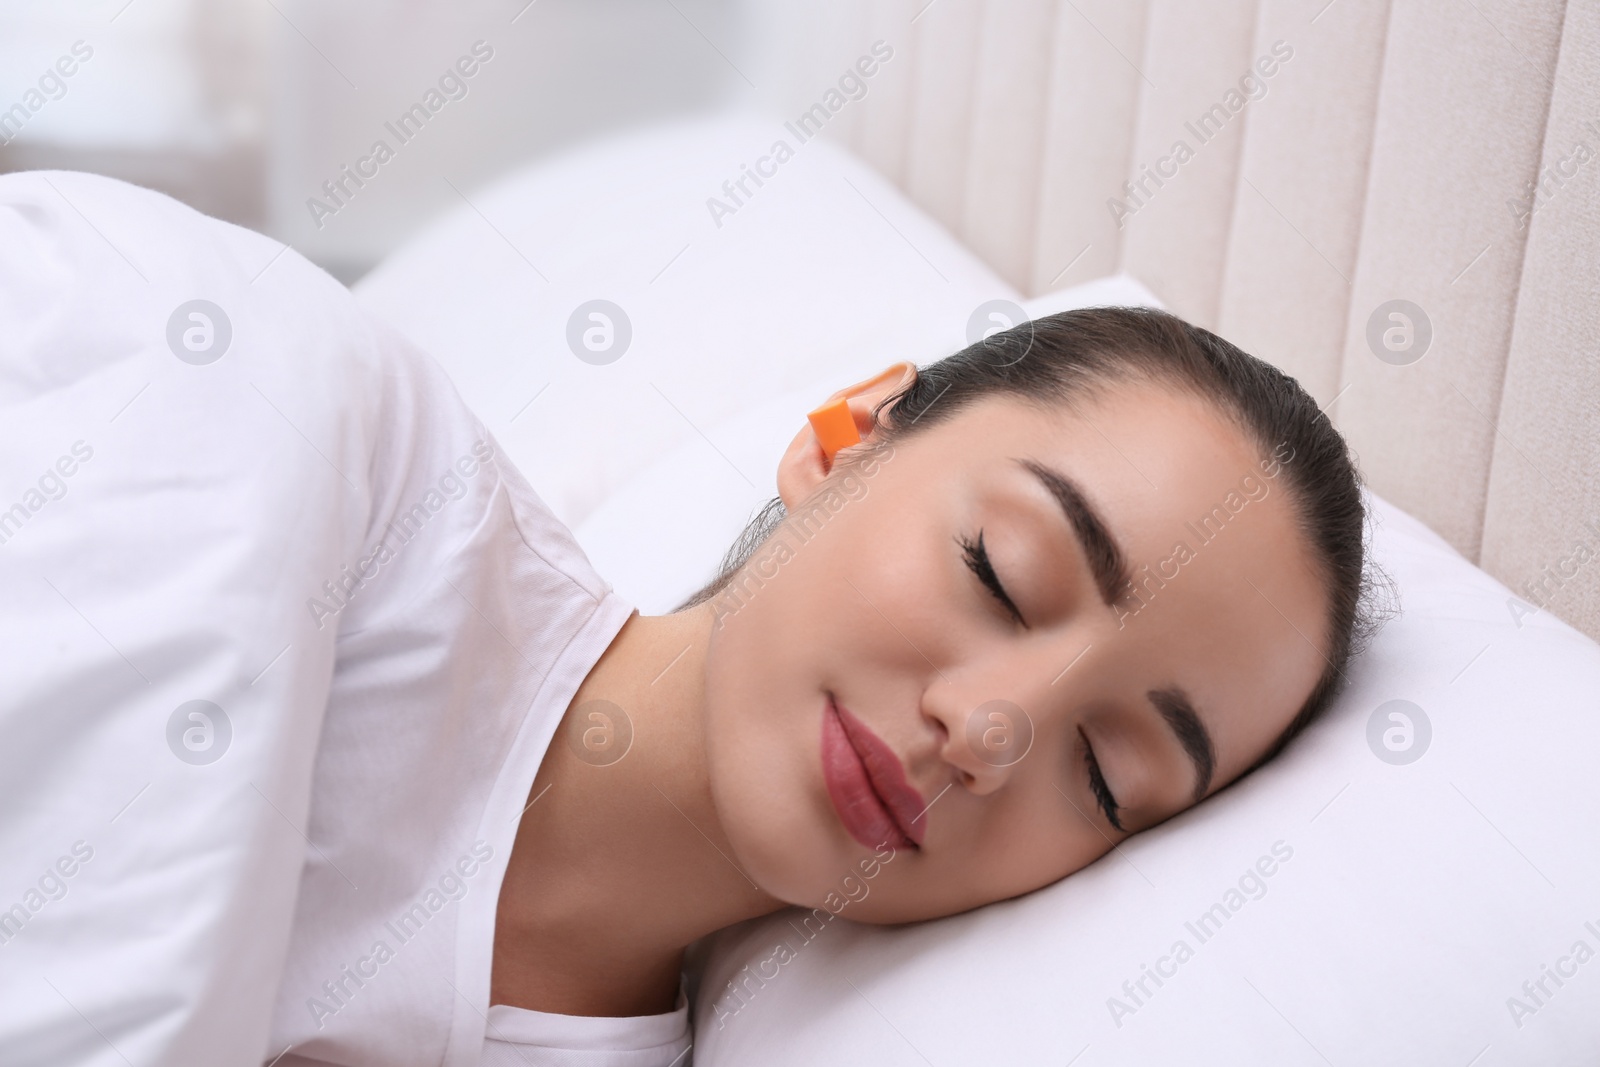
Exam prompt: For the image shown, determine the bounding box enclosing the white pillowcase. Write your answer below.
[355,112,1015,533]
[355,115,1600,1064]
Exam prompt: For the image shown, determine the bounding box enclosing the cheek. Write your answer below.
[698,473,1036,914]
[700,483,946,906]
[831,774,1114,923]
[700,539,856,905]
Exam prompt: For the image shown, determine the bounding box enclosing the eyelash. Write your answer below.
[956,529,1025,627]
[959,529,1118,828]
[1080,731,1124,831]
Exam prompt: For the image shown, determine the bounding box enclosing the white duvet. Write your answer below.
[0,171,654,1066]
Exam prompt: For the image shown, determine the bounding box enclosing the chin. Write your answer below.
[705,710,856,908]
[711,748,855,907]
[736,825,848,909]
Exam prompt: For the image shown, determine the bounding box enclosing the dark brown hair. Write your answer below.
[677,306,1396,764]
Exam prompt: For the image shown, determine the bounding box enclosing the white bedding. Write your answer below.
[0,167,379,1064]
[353,113,1015,535]
[0,170,680,1067]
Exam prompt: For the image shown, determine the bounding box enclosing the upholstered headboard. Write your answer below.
[749,0,1600,642]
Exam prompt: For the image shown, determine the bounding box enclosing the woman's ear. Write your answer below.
[776,361,918,509]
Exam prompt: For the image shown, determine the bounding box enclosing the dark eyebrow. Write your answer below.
[1149,686,1216,801]
[1016,458,1132,609]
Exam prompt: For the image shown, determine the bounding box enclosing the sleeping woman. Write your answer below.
[0,171,1381,1067]
[483,305,1382,1047]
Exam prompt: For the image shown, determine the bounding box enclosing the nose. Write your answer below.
[924,691,1036,796]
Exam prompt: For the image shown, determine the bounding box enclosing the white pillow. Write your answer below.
[681,486,1600,1064]
[353,113,1015,532]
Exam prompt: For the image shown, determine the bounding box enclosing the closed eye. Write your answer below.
[1080,729,1124,831]
[957,529,1026,627]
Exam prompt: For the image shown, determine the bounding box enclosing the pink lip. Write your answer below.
[820,694,927,850]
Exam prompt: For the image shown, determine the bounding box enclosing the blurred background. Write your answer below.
[0,0,786,283]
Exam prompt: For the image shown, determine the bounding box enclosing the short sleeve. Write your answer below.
[478,982,691,1067]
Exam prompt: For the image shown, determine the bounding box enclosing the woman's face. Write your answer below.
[700,368,1329,923]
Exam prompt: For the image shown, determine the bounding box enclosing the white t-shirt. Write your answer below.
[477,992,692,1067]
[263,322,693,1067]
[256,265,689,1066]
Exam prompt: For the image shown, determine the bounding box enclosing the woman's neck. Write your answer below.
[490,601,786,1016]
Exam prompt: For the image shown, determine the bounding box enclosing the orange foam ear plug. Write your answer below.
[807,398,862,460]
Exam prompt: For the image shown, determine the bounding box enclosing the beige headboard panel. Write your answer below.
[756,0,1600,642]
